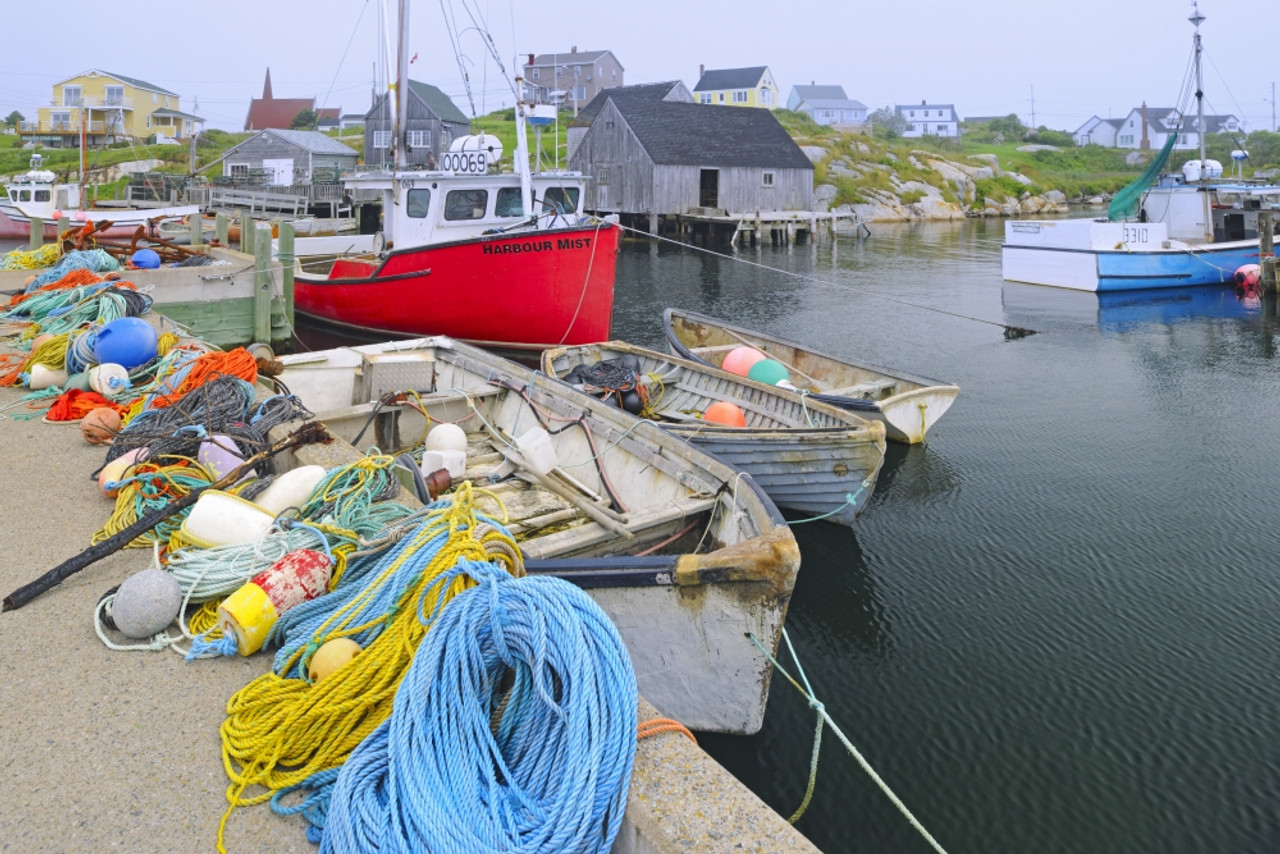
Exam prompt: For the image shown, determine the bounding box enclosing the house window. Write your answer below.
[146,114,151,129]
[574,66,581,78]
[63,86,81,106]
[532,68,540,79]
[105,86,124,106]
[761,171,775,188]
[51,111,70,131]
[909,110,916,117]
[761,89,772,106]
[406,188,431,218]
[908,124,917,132]
[556,66,563,77]
[733,90,748,103]
[573,86,586,101]
[611,69,616,80]
[407,130,429,149]
[718,93,724,103]
[604,120,615,129]
[938,125,949,136]
[373,131,391,148]
[699,93,712,104]
[444,189,488,220]
[598,166,609,185]
[495,187,524,217]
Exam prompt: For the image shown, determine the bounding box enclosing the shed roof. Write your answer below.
[406,80,469,124]
[603,99,811,169]
[791,85,848,100]
[528,49,617,68]
[570,81,687,127]
[694,67,769,92]
[233,129,359,156]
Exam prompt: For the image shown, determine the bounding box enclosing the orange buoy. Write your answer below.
[81,407,121,445]
[704,401,747,427]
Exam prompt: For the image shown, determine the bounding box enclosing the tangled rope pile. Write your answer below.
[317,559,637,854]
[214,485,523,851]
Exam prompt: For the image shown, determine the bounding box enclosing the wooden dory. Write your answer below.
[541,340,887,527]
[664,307,960,444]
[266,336,801,735]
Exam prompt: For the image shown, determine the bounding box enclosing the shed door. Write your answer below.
[262,158,294,186]
[699,169,719,209]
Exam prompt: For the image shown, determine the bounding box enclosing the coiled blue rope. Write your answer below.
[308,559,637,853]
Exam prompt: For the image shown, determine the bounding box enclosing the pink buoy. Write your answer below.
[722,346,767,377]
[198,434,245,480]
[1234,264,1261,288]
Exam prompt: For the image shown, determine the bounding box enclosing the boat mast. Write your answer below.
[1190,1,1211,242]
[393,0,410,173]
[80,106,87,209]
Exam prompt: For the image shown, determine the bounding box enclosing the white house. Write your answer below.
[895,101,959,137]
[786,84,867,127]
[1073,116,1125,147]
[1113,104,1240,150]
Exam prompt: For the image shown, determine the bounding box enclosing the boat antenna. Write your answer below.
[1189,0,1212,241]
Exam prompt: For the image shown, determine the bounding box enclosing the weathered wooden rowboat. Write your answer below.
[541,340,887,527]
[664,307,960,444]
[266,336,801,735]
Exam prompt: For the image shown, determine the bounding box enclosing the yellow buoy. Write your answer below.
[308,637,363,683]
[217,582,279,656]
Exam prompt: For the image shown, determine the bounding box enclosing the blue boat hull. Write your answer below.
[1094,242,1261,291]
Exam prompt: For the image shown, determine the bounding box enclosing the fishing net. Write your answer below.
[1108,132,1179,222]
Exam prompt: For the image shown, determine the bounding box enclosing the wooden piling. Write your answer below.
[278,221,296,331]
[241,216,255,255]
[215,213,228,246]
[1260,211,1276,293]
[28,217,43,251]
[252,223,272,343]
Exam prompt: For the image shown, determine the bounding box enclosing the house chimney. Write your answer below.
[527,53,534,67]
[811,80,815,86]
[699,64,704,79]
[922,99,926,105]
[1140,101,1149,150]
[571,45,577,53]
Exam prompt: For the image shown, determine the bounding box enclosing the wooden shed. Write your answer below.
[363,79,470,168]
[569,96,813,236]
[219,129,359,186]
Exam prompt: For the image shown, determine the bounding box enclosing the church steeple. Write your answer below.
[263,68,273,100]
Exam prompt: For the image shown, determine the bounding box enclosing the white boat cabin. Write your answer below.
[1,154,82,222]
[345,166,590,249]
[1141,174,1280,243]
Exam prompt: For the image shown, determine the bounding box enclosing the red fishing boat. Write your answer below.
[291,0,619,352]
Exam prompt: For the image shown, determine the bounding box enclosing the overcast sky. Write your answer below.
[0,0,1274,136]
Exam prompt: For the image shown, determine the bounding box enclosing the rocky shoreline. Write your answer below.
[802,143,1114,224]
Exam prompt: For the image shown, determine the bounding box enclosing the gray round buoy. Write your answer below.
[111,568,182,639]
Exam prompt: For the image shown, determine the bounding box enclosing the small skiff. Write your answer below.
[664,307,960,444]
[267,336,801,735]
[541,340,887,527]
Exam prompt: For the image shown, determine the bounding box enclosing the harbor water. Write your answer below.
[605,221,1280,854]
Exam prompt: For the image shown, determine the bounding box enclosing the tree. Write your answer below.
[869,106,906,138]
[988,113,1028,140]
[290,108,317,130]
[4,110,24,131]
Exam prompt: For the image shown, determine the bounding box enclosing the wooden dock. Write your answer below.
[622,208,863,249]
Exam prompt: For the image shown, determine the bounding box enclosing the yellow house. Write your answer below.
[21,69,203,149]
[691,66,779,109]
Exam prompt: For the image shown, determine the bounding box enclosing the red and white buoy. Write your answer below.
[217,549,333,655]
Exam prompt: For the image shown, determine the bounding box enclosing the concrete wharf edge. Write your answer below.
[0,332,820,853]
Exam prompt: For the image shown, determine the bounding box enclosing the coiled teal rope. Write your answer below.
[314,559,637,853]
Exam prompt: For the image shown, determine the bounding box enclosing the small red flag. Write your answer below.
[410,52,418,64]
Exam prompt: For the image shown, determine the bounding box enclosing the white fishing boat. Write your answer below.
[0,153,198,239]
[266,335,801,735]
[1002,2,1280,293]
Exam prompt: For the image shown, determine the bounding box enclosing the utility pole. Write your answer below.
[1029,84,1036,129]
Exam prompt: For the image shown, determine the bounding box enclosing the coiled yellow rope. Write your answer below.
[0,242,61,272]
[215,482,523,851]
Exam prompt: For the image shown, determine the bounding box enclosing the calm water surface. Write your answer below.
[609,222,1280,854]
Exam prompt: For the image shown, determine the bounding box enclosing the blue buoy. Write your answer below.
[131,248,161,269]
[93,317,158,370]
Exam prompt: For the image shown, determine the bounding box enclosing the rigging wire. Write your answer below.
[617,224,1037,339]
[318,0,372,119]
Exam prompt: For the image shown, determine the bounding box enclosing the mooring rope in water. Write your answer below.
[747,628,950,853]
[618,222,1037,339]
[309,560,637,854]
[785,477,873,525]
[214,485,523,852]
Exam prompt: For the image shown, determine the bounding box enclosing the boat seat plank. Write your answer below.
[827,378,898,397]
